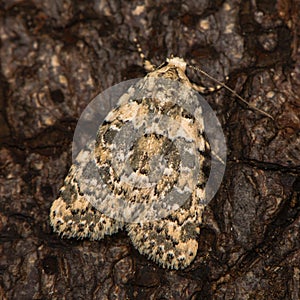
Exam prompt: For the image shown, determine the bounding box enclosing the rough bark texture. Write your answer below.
[0,0,299,299]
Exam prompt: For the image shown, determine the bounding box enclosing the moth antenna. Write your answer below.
[188,64,274,120]
[133,37,156,72]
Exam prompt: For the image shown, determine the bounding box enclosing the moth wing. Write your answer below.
[50,146,124,240]
[126,206,203,269]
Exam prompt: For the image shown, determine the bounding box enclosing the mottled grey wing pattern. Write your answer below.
[50,147,124,240]
[126,194,206,269]
[50,57,211,269]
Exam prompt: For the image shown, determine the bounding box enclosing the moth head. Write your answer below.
[166,57,187,72]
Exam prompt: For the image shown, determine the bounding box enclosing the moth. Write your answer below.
[50,43,272,269]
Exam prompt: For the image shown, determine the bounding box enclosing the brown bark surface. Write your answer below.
[0,0,299,299]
